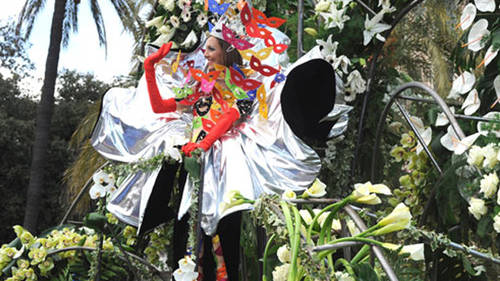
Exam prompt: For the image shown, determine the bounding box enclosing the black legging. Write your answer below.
[201,211,242,281]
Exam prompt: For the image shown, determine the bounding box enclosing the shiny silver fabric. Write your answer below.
[91,30,350,235]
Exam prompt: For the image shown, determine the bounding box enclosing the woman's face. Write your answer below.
[204,37,224,69]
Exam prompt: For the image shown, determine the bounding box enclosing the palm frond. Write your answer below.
[16,0,47,39]
[89,0,107,51]
[61,0,79,47]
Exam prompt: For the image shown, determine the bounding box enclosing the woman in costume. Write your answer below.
[90,2,343,280]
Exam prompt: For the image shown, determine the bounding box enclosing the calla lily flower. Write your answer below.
[382,243,425,261]
[440,125,480,154]
[377,203,412,227]
[282,189,297,200]
[465,19,490,52]
[351,181,391,205]
[303,178,327,198]
[435,107,455,127]
[363,12,391,46]
[461,89,480,115]
[180,30,198,48]
[457,3,476,30]
[448,71,476,98]
[474,0,495,12]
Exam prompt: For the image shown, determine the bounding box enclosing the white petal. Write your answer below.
[494,75,500,99]
[477,111,500,137]
[474,0,495,12]
[416,127,432,155]
[467,19,490,52]
[435,107,455,127]
[451,71,476,95]
[461,89,480,115]
[484,45,498,67]
[459,4,477,30]
[89,184,106,199]
[409,116,425,131]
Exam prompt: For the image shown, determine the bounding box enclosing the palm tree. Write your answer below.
[16,0,142,233]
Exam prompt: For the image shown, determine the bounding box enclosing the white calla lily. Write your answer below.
[466,19,490,52]
[461,89,480,115]
[474,0,495,12]
[440,125,480,154]
[457,3,476,30]
[435,107,455,127]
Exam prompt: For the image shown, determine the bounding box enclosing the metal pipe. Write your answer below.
[344,205,399,281]
[370,82,465,182]
[297,0,305,58]
[394,100,443,175]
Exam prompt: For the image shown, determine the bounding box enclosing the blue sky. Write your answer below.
[1,0,137,92]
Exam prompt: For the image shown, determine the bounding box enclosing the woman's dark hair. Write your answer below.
[215,37,243,67]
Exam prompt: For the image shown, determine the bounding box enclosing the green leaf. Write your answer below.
[83,212,107,231]
[352,262,380,281]
[184,155,201,179]
[476,215,492,238]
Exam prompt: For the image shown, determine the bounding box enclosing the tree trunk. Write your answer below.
[23,0,67,233]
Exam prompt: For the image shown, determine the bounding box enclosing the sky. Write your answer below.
[1,0,138,94]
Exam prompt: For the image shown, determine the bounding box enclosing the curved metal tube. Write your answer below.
[353,0,424,179]
[370,82,465,182]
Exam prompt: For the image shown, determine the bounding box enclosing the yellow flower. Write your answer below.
[382,243,425,261]
[351,181,391,205]
[371,203,412,235]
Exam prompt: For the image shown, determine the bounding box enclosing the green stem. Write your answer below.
[306,196,352,244]
[335,258,356,277]
[280,201,294,242]
[262,233,276,281]
[351,244,371,264]
[355,223,380,238]
[288,206,301,281]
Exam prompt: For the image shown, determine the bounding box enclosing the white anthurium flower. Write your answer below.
[474,0,496,12]
[415,127,432,155]
[466,19,490,52]
[363,12,391,46]
[180,30,198,48]
[461,89,480,115]
[448,71,476,98]
[435,107,455,127]
[481,45,498,67]
[457,3,476,30]
[440,125,480,154]
[477,111,500,137]
[468,197,487,220]
[495,75,500,99]
[316,34,339,58]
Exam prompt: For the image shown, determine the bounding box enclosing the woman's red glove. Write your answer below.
[144,42,177,113]
[182,108,240,156]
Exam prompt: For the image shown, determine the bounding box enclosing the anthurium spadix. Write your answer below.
[474,0,496,12]
[477,45,498,68]
[448,71,475,99]
[435,107,455,127]
[466,19,490,52]
[462,89,481,115]
[440,125,480,155]
[457,3,476,30]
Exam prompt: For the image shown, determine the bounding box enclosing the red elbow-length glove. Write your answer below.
[144,42,177,113]
[182,108,240,156]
